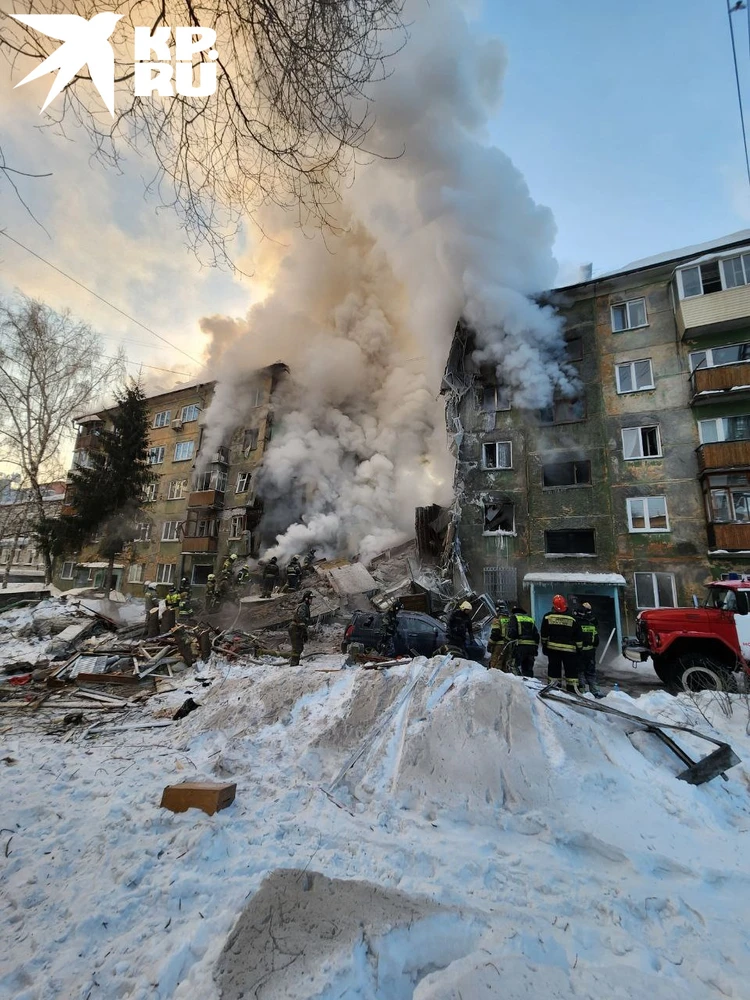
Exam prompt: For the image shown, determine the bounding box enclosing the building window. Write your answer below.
[539,397,586,424]
[167,479,188,500]
[194,469,227,492]
[173,441,195,462]
[247,387,263,408]
[627,496,669,532]
[133,521,152,542]
[542,460,591,488]
[482,441,512,469]
[483,501,515,535]
[243,428,259,454]
[60,560,75,580]
[156,563,175,585]
[180,403,200,422]
[698,415,750,443]
[482,385,511,412]
[708,484,750,523]
[195,517,217,537]
[148,446,165,465]
[565,336,583,361]
[690,342,750,371]
[72,449,94,469]
[677,260,724,298]
[635,572,677,609]
[161,520,181,541]
[153,410,171,428]
[230,514,246,539]
[143,483,158,502]
[483,566,518,604]
[544,530,596,555]
[615,359,654,394]
[622,425,662,460]
[128,563,144,583]
[191,564,213,586]
[236,471,252,493]
[611,298,647,332]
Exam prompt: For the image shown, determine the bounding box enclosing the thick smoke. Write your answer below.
[200,0,572,562]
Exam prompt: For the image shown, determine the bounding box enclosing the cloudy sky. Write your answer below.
[1,0,750,385]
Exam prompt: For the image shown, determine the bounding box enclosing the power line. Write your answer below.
[0,230,204,366]
[101,354,193,377]
[728,0,750,190]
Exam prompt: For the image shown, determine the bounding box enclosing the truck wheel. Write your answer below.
[677,653,737,693]
[651,656,680,693]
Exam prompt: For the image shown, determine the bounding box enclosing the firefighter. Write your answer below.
[177,590,193,623]
[446,600,474,657]
[205,573,219,610]
[288,590,313,666]
[303,548,317,574]
[179,576,191,602]
[540,594,583,693]
[487,601,511,670]
[507,604,540,678]
[380,599,402,656]
[574,601,601,696]
[286,556,302,591]
[221,553,238,584]
[165,586,181,612]
[236,564,251,585]
[261,556,280,597]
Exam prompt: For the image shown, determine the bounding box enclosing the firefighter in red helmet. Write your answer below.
[540,594,584,693]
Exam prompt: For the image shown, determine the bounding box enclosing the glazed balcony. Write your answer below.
[691,362,750,404]
[707,522,750,551]
[697,439,750,472]
[676,284,750,339]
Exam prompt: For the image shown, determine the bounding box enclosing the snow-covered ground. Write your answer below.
[2,648,750,999]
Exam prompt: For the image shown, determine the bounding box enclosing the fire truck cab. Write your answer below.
[623,573,750,691]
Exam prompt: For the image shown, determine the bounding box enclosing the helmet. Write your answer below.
[582,602,592,611]
[552,595,567,612]
[207,573,215,581]
[181,577,188,586]
[303,590,313,600]
[270,556,277,563]
[230,553,238,561]
[459,601,473,612]
[146,582,157,592]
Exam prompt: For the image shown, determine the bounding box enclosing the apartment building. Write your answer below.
[444,230,750,645]
[0,481,65,583]
[56,365,285,595]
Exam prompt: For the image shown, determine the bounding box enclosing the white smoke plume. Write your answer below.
[200,0,571,562]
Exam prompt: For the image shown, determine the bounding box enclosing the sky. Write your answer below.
[1,0,750,383]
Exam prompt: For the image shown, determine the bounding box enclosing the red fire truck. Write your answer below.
[623,574,750,691]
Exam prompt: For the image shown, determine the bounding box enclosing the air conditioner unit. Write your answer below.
[171,419,183,431]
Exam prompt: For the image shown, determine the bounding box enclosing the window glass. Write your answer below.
[617,365,633,392]
[727,415,750,441]
[680,266,702,297]
[634,359,654,389]
[629,498,645,530]
[174,441,195,461]
[710,489,731,522]
[646,496,668,529]
[733,490,750,522]
[699,419,720,444]
[628,299,646,327]
[181,404,200,422]
[689,350,707,371]
[622,427,640,459]
[723,256,745,288]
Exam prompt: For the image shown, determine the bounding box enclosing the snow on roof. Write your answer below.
[523,572,626,586]
[597,229,750,279]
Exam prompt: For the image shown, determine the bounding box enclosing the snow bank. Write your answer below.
[2,656,750,999]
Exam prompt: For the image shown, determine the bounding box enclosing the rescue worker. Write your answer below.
[303,548,317,573]
[574,601,601,696]
[261,556,280,597]
[487,601,511,670]
[540,594,583,693]
[446,600,474,657]
[288,590,313,666]
[165,586,181,612]
[177,589,193,623]
[221,553,238,584]
[236,564,251,585]
[286,556,302,591]
[205,573,219,610]
[144,582,160,637]
[507,604,540,678]
[179,576,191,602]
[380,598,402,656]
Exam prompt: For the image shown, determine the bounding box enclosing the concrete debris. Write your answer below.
[325,562,379,597]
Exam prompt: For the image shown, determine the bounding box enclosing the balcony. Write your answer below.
[182,536,218,554]
[697,440,750,472]
[707,522,750,551]
[691,361,750,404]
[187,489,225,509]
[676,284,750,339]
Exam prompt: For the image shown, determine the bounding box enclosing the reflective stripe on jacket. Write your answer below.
[489,615,509,646]
[579,622,599,652]
[508,613,539,647]
[540,612,583,654]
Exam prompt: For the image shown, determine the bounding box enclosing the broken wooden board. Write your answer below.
[160,781,236,816]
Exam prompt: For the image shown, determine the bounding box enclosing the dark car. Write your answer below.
[342,610,486,663]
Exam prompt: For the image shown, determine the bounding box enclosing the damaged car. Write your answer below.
[342,609,487,663]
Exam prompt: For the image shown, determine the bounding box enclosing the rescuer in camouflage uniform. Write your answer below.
[288,590,313,666]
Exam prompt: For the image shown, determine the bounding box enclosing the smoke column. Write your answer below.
[200,0,572,562]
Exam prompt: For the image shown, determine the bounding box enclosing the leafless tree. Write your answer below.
[0,0,407,265]
[0,294,124,583]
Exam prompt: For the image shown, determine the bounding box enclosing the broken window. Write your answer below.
[191,564,213,586]
[230,514,246,539]
[542,460,591,488]
[545,530,596,555]
[679,259,731,298]
[539,397,586,424]
[622,425,661,459]
[481,385,511,412]
[483,502,515,534]
[482,441,512,469]
[243,428,259,454]
[565,336,583,360]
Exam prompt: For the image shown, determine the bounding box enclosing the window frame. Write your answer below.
[229,513,246,539]
[148,446,165,465]
[133,520,152,543]
[634,572,677,610]
[615,358,655,394]
[481,440,513,470]
[243,428,259,454]
[539,397,587,425]
[481,384,512,413]
[153,409,171,428]
[173,440,195,463]
[143,482,158,502]
[128,563,145,583]
[610,297,648,333]
[621,425,662,460]
[544,529,597,556]
[156,562,175,585]
[236,471,252,493]
[676,252,750,299]
[180,403,200,423]
[60,560,75,580]
[167,478,188,501]
[161,520,181,542]
[689,342,750,372]
[541,459,592,489]
[482,501,516,536]
[626,496,670,533]
[698,415,750,444]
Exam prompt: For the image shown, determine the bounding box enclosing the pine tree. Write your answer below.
[59,382,155,593]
